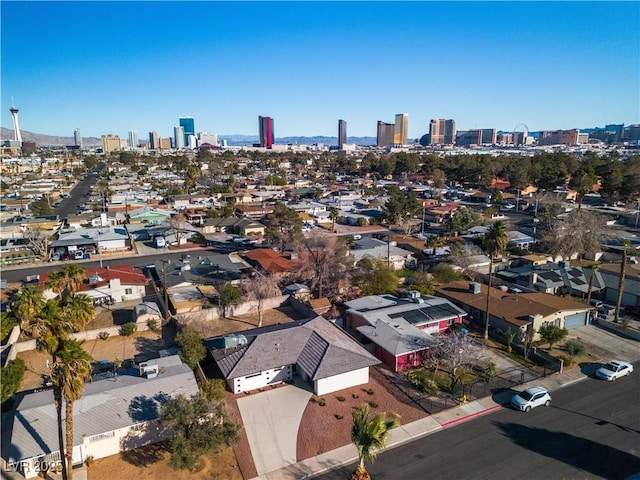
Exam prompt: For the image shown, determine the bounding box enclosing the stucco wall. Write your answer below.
[231,364,293,393]
[315,367,370,396]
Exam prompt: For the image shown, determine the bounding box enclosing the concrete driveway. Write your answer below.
[237,385,312,476]
[569,324,640,361]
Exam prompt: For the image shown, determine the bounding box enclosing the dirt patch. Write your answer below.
[225,393,258,480]
[296,368,428,461]
[88,443,242,480]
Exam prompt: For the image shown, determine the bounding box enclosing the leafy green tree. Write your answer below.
[218,283,242,318]
[120,321,137,358]
[429,264,463,284]
[353,258,400,295]
[160,394,240,471]
[538,324,568,348]
[483,221,508,340]
[351,404,399,480]
[1,358,26,404]
[382,186,420,226]
[175,326,206,369]
[29,197,53,216]
[264,202,303,252]
[443,207,482,234]
[52,339,92,480]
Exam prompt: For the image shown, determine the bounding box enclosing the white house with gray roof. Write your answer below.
[8,356,198,479]
[207,317,379,395]
[350,237,416,270]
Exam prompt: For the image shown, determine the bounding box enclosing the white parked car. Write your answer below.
[595,360,633,381]
[511,387,551,412]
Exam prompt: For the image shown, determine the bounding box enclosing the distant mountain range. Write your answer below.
[1,128,378,147]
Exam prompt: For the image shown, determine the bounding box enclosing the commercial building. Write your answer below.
[179,116,195,146]
[377,121,395,147]
[128,130,138,149]
[148,131,159,150]
[174,126,185,149]
[538,129,582,146]
[101,134,121,154]
[394,113,409,145]
[429,119,456,145]
[338,119,347,147]
[259,115,274,148]
[73,128,82,149]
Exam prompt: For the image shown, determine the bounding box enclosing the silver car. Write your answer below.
[595,360,633,381]
[511,386,551,412]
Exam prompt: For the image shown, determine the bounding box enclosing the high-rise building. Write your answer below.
[377,121,395,147]
[128,130,138,149]
[394,113,409,145]
[455,130,482,147]
[149,131,159,150]
[481,129,497,145]
[538,129,580,146]
[179,117,195,146]
[9,104,22,143]
[159,137,172,150]
[101,135,121,154]
[338,120,347,147]
[429,119,456,145]
[259,116,274,148]
[74,128,82,149]
[199,132,219,146]
[174,126,185,149]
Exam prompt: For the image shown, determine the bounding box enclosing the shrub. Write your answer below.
[369,401,378,408]
[147,319,158,331]
[365,388,374,396]
[621,317,632,328]
[352,393,359,399]
[120,322,137,337]
[318,398,326,407]
[482,359,498,381]
[406,370,439,395]
[538,324,568,348]
[1,358,26,404]
[336,396,345,402]
[335,414,344,419]
[200,378,227,402]
[97,331,110,340]
[566,340,586,358]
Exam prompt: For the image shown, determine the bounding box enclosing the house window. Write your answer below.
[125,288,133,295]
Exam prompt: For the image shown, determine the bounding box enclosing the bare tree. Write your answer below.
[170,213,191,246]
[438,333,483,393]
[24,226,52,261]
[241,274,281,327]
[294,231,351,299]
[543,210,606,261]
[448,243,483,278]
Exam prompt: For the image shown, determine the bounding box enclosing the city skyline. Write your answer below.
[1,2,638,139]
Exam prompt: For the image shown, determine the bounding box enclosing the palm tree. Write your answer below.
[52,339,92,480]
[61,265,86,296]
[483,221,508,340]
[614,240,630,323]
[329,207,339,233]
[350,404,399,480]
[13,285,44,329]
[63,294,95,330]
[46,271,67,298]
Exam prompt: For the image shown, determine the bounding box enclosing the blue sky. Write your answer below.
[2,1,638,139]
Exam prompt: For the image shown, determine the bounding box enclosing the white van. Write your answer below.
[155,237,166,248]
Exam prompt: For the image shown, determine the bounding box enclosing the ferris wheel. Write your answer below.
[513,123,529,135]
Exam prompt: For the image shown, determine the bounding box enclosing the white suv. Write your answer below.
[511,387,551,412]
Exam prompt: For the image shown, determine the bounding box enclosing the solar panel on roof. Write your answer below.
[572,278,586,286]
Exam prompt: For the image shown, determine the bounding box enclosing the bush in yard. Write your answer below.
[1,358,26,404]
[174,326,206,369]
[335,413,344,419]
[369,401,378,408]
[318,398,326,406]
[146,319,158,331]
[365,388,374,396]
[565,340,586,359]
[97,331,110,340]
[337,396,345,402]
[482,359,498,381]
[200,378,227,402]
[538,324,568,348]
[120,322,137,337]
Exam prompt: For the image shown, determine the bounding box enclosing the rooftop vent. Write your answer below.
[469,282,481,294]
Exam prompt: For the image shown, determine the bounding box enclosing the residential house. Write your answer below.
[50,226,131,259]
[344,294,466,372]
[423,203,460,224]
[243,248,298,276]
[201,217,266,237]
[207,316,379,395]
[8,355,198,479]
[350,237,416,270]
[436,280,593,340]
[127,206,173,225]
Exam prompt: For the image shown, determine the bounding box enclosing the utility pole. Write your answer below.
[160,259,170,324]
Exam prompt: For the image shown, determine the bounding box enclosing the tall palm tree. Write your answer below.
[61,265,86,296]
[46,271,67,298]
[329,207,339,233]
[483,221,508,340]
[63,294,95,330]
[52,339,92,480]
[351,404,399,480]
[614,240,630,323]
[13,285,44,329]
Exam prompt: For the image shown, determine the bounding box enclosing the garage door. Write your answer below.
[564,312,587,329]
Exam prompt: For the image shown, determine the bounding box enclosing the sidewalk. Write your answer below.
[252,365,601,480]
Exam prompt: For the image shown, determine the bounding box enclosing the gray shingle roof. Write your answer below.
[9,356,198,463]
[211,317,379,381]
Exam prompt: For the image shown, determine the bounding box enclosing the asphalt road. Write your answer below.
[318,368,640,480]
[53,164,104,218]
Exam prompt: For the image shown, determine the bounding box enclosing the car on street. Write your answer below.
[511,386,551,412]
[595,360,633,381]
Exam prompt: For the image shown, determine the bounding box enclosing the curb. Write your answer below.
[440,404,504,429]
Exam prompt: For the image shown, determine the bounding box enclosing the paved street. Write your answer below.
[317,364,640,480]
